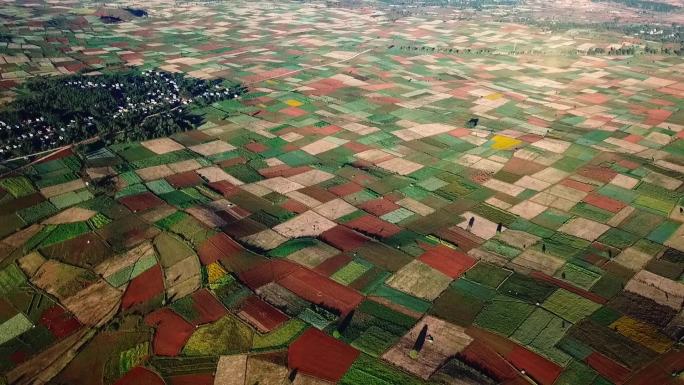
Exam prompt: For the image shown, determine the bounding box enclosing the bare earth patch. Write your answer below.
[383,315,473,379]
[273,210,337,238]
[386,260,452,301]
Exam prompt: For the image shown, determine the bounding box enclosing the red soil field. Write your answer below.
[320,225,369,251]
[113,367,165,385]
[120,53,143,62]
[561,178,596,193]
[583,193,627,213]
[39,305,82,340]
[166,171,203,189]
[433,226,484,252]
[10,350,29,366]
[240,259,298,288]
[359,198,401,216]
[281,198,309,214]
[529,271,607,304]
[344,215,402,239]
[501,157,546,175]
[419,244,475,278]
[207,180,241,197]
[626,349,684,385]
[144,308,195,356]
[505,346,562,385]
[0,80,19,90]
[197,231,244,265]
[298,186,337,203]
[217,156,247,168]
[577,166,618,184]
[586,351,631,385]
[121,264,165,310]
[244,142,268,153]
[258,164,292,179]
[618,160,640,170]
[305,78,346,96]
[183,130,212,143]
[119,192,165,212]
[279,166,314,178]
[288,328,360,382]
[0,193,44,215]
[347,159,374,172]
[343,141,371,154]
[215,206,250,224]
[525,117,549,129]
[238,295,288,333]
[579,93,610,104]
[259,165,313,179]
[583,252,609,267]
[314,253,353,276]
[240,259,363,315]
[281,107,307,117]
[347,172,375,186]
[168,374,214,385]
[645,109,672,126]
[279,267,364,315]
[328,182,363,197]
[189,289,228,325]
[301,124,341,136]
[459,340,520,382]
[40,232,112,268]
[466,326,517,357]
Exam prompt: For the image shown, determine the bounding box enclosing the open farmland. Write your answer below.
[1,0,684,384]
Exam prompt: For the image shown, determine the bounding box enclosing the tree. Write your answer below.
[409,324,429,359]
[333,310,355,338]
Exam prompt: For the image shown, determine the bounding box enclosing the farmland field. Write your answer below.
[1,0,684,384]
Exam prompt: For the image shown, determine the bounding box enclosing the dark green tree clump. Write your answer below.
[0,70,247,160]
[124,8,149,17]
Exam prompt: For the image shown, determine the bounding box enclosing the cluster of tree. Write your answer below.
[124,8,148,17]
[655,45,684,55]
[591,0,680,13]
[99,15,123,23]
[95,7,148,24]
[583,44,684,56]
[603,46,637,55]
[0,70,247,160]
[390,45,494,54]
[45,15,73,29]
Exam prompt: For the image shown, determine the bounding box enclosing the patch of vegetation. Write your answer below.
[340,353,426,385]
[432,357,498,385]
[0,70,246,160]
[252,318,308,350]
[182,315,253,355]
[99,15,123,23]
[124,8,148,17]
